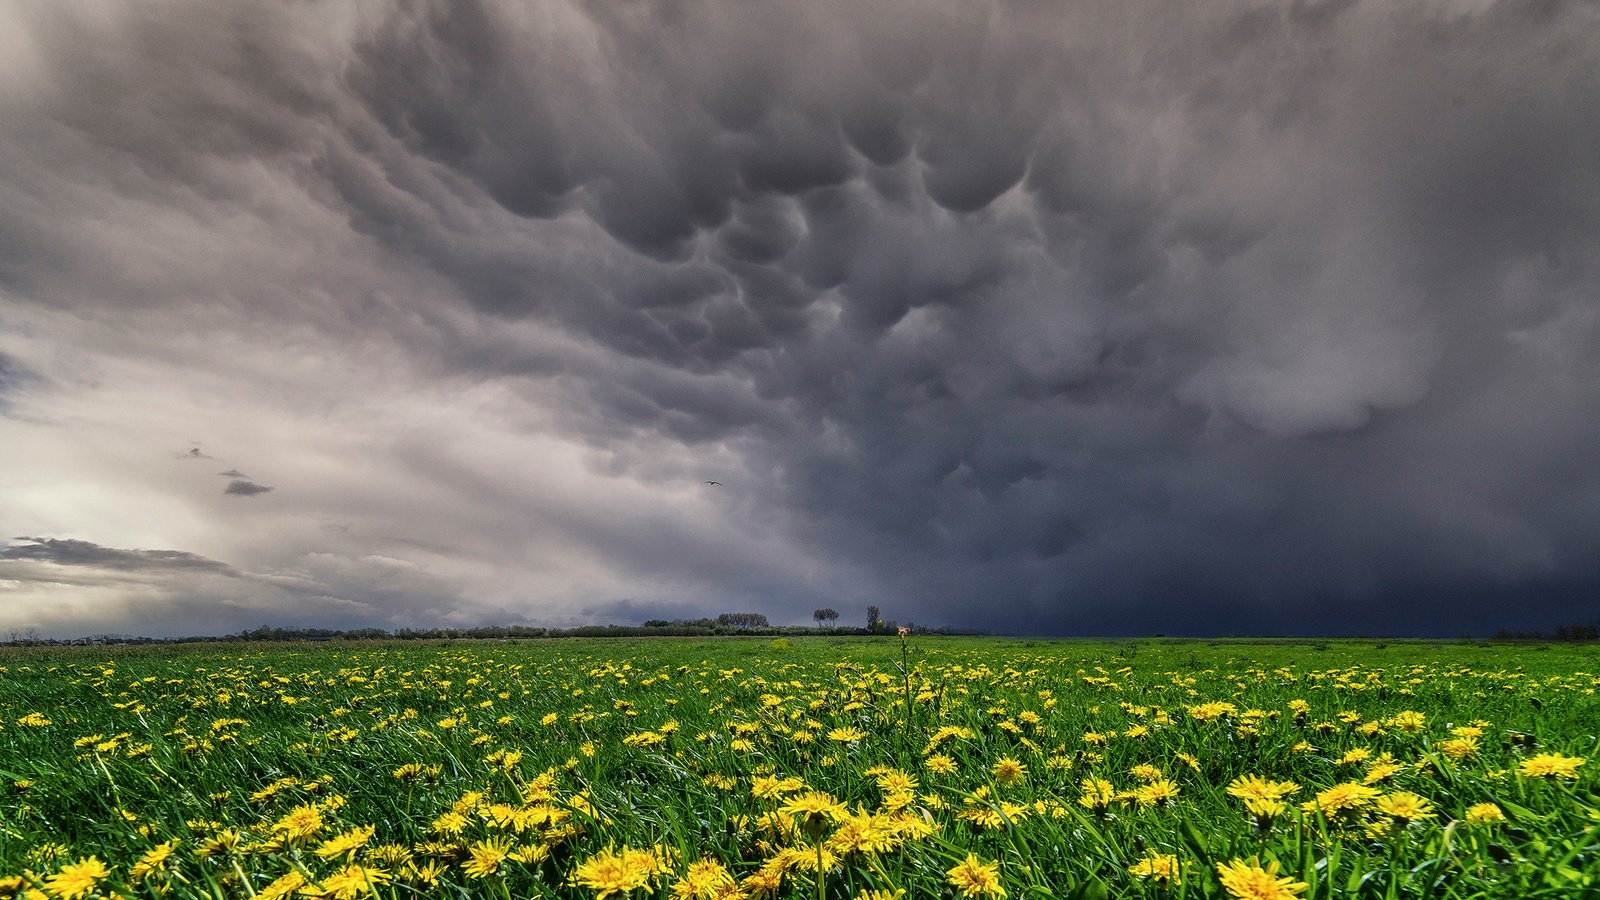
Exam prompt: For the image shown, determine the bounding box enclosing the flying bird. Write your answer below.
[705,481,722,486]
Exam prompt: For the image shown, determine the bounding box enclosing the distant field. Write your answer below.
[2,637,1597,898]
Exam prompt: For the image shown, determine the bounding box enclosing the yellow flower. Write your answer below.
[44,856,108,900]
[1300,782,1379,816]
[1215,858,1307,900]
[1464,802,1505,825]
[1227,775,1299,802]
[1130,778,1179,809]
[1076,777,1118,812]
[462,835,514,878]
[309,864,390,899]
[314,825,376,860]
[946,853,1006,899]
[854,890,906,900]
[1374,791,1434,823]
[1518,752,1586,779]
[670,859,737,900]
[990,757,1026,785]
[780,791,847,821]
[568,847,658,898]
[129,840,178,881]
[271,803,325,844]
[925,754,958,776]
[827,726,867,743]
[1127,852,1180,885]
[258,871,308,900]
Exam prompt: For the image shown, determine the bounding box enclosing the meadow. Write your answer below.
[1,636,1597,899]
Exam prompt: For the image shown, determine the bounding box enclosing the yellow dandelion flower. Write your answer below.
[568,847,657,899]
[1518,753,1585,779]
[271,803,325,844]
[670,858,737,900]
[1227,775,1300,802]
[1127,852,1180,885]
[257,871,308,900]
[1374,791,1434,823]
[990,757,1026,785]
[1215,858,1307,900]
[946,853,1006,899]
[463,836,514,879]
[827,726,867,743]
[1464,802,1505,825]
[1300,782,1379,817]
[314,825,376,860]
[308,864,390,900]
[1132,778,1180,809]
[130,840,179,881]
[1077,777,1118,812]
[45,856,108,900]
[925,754,958,776]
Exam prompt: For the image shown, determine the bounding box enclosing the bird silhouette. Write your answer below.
[705,481,722,486]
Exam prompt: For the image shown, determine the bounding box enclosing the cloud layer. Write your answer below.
[3,0,1599,637]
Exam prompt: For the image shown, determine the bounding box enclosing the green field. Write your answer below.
[2,637,1597,899]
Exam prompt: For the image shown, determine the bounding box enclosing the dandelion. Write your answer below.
[1518,752,1585,779]
[568,847,658,899]
[1227,775,1299,802]
[1127,852,1180,885]
[126,840,178,882]
[44,856,108,900]
[670,859,737,900]
[462,835,514,878]
[309,863,390,900]
[827,726,867,743]
[258,871,308,900]
[1077,777,1118,812]
[1215,858,1307,900]
[1300,782,1379,817]
[271,803,325,844]
[925,754,958,776]
[1374,791,1434,823]
[1464,802,1505,825]
[1132,778,1181,809]
[946,853,1006,899]
[314,825,376,860]
[990,757,1026,785]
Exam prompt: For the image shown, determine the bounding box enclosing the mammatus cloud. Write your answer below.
[2,1,1599,637]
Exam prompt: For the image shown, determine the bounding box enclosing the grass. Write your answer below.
[1,636,1597,898]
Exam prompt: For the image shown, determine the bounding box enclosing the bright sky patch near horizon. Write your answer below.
[2,1,1598,638]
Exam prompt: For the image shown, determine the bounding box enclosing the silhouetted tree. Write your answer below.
[866,605,881,633]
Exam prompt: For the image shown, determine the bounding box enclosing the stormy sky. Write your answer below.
[3,1,1599,638]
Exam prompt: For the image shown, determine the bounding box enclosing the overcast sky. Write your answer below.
[3,1,1598,638]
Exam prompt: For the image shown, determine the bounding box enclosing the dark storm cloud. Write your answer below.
[4,0,1600,636]
[224,480,273,497]
[1,537,237,576]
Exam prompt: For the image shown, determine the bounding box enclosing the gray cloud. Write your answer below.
[2,1,1599,637]
[224,480,273,497]
[1,537,236,576]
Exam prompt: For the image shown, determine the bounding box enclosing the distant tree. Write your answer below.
[717,612,770,630]
[866,606,881,633]
[813,608,839,628]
